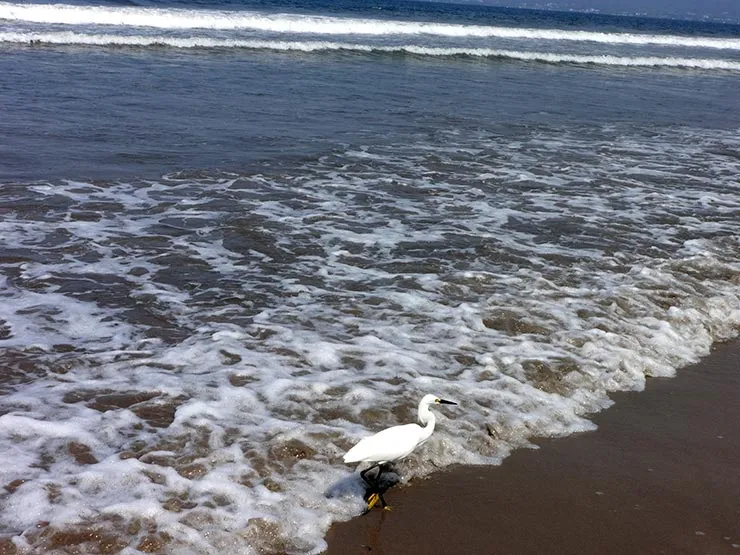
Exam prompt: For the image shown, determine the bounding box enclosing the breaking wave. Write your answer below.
[5,31,740,70]
[1,2,740,50]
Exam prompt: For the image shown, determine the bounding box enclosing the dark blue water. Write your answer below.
[0,50,734,181]
[1,0,739,181]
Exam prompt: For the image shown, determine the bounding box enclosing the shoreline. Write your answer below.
[324,339,740,554]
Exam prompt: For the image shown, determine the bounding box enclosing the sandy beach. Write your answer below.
[325,340,740,554]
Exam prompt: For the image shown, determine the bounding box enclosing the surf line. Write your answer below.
[1,3,739,51]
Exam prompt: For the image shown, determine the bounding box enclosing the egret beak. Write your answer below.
[438,399,457,405]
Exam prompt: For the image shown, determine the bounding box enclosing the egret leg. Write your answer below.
[360,464,391,512]
[359,463,381,487]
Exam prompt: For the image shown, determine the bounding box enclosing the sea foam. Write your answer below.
[1,2,739,50]
[0,125,738,553]
[2,32,739,70]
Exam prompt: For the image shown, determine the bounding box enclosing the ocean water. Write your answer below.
[1,0,739,553]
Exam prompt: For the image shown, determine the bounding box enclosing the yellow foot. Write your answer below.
[383,505,392,511]
[366,492,380,511]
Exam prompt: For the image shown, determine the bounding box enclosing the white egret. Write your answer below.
[343,394,457,510]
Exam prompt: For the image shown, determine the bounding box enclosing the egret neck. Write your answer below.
[417,399,437,444]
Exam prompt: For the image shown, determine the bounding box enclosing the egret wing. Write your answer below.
[343,423,424,464]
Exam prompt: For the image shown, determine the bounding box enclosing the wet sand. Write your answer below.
[324,340,740,554]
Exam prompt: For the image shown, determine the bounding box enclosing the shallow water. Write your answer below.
[1,1,739,553]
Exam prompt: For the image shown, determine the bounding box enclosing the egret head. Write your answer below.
[420,393,457,407]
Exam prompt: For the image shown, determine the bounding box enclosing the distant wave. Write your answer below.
[5,31,740,70]
[2,2,740,50]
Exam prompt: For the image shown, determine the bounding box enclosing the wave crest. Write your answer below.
[5,31,740,70]
[1,2,739,49]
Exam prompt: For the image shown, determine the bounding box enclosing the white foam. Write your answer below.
[1,2,739,50]
[0,277,138,350]
[3,31,739,70]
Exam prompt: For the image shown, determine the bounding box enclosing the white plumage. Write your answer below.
[343,422,431,465]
